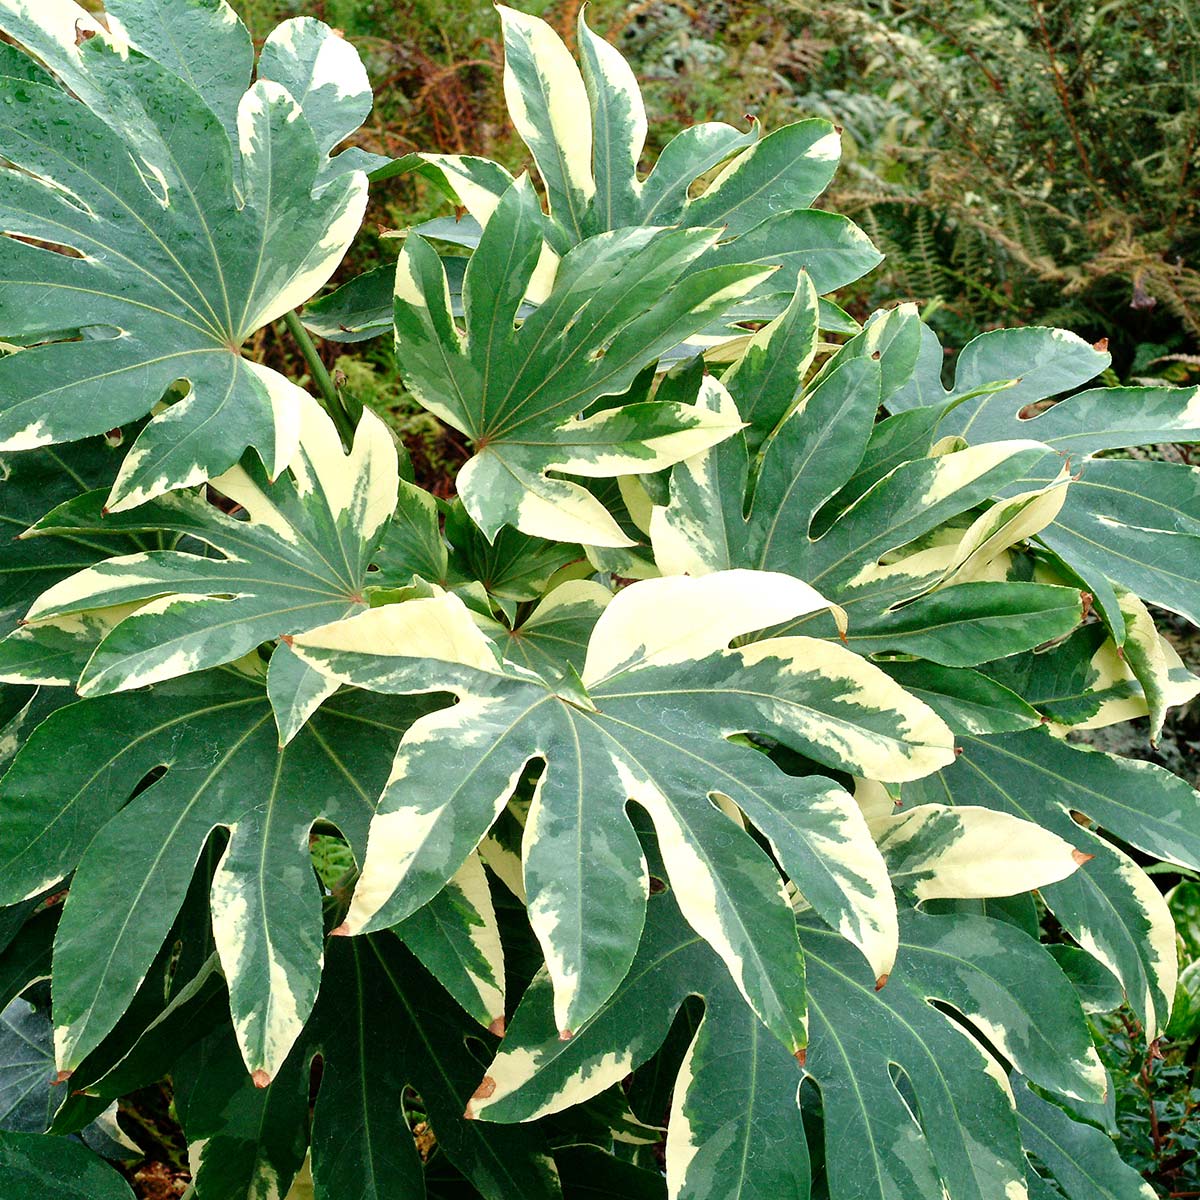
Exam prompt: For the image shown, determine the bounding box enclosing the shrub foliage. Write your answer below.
[0,3,1198,1197]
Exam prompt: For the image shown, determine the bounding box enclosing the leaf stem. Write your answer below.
[283,309,357,446]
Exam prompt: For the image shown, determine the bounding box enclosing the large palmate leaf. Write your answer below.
[177,934,560,1200]
[405,9,878,277]
[888,324,1200,633]
[652,345,1084,666]
[7,400,398,741]
[471,879,1103,1200]
[903,725,1200,1037]
[0,0,371,508]
[392,175,760,546]
[308,8,879,349]
[0,666,432,1080]
[292,572,955,1047]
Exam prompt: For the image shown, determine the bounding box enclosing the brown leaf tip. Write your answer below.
[1092,337,1109,353]
[251,1069,272,1090]
[487,1015,506,1037]
[280,634,294,647]
[52,1069,73,1086]
[1071,849,1096,866]
[330,921,351,938]
[875,973,889,992]
[558,1028,574,1042]
[794,1047,807,1067]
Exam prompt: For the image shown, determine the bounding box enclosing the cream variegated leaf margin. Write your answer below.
[391,174,762,547]
[890,323,1200,635]
[396,851,506,1032]
[497,5,595,239]
[0,0,370,507]
[293,570,951,1046]
[1005,606,1200,736]
[386,6,876,380]
[1051,628,1200,736]
[905,728,1200,1038]
[470,889,1104,1200]
[0,669,419,1081]
[580,568,845,684]
[6,398,399,740]
[869,803,1085,902]
[1108,586,1196,742]
[940,467,1071,585]
[461,8,845,250]
[651,346,1082,668]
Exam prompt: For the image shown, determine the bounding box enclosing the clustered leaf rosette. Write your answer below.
[0,0,377,508]
[0,3,1199,1199]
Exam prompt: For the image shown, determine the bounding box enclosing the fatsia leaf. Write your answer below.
[651,362,1082,665]
[878,661,1043,736]
[980,622,1200,734]
[310,935,559,1200]
[0,1,369,508]
[392,175,760,546]
[463,10,859,261]
[471,884,1103,1200]
[888,324,1200,633]
[174,1021,310,1200]
[292,573,952,1045]
[312,8,879,364]
[11,401,398,730]
[903,727,1200,1036]
[556,1145,666,1200]
[0,995,133,1161]
[0,1000,56,1133]
[486,580,611,681]
[0,437,138,630]
[887,325,1111,421]
[718,274,820,451]
[303,261,397,343]
[371,483,587,622]
[0,909,55,1013]
[868,803,1084,902]
[177,934,561,1200]
[0,1130,134,1200]
[380,7,876,367]
[396,851,507,1032]
[51,837,228,1112]
[1014,1079,1158,1200]
[442,501,584,606]
[0,668,432,1079]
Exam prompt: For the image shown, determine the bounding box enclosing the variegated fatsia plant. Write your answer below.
[0,3,1198,1198]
